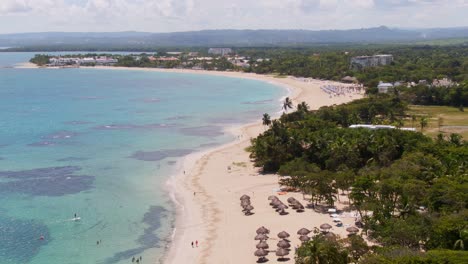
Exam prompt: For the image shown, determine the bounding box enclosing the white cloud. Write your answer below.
[0,0,466,33]
[0,0,31,14]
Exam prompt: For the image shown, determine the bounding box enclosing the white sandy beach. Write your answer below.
[18,64,363,263]
[152,69,364,264]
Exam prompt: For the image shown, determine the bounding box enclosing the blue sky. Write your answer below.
[0,0,467,33]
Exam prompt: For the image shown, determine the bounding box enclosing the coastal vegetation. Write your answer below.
[29,54,50,66]
[249,95,468,263]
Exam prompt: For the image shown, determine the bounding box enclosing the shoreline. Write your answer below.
[17,64,364,263]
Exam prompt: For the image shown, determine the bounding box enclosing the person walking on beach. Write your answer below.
[196,240,198,247]
[191,241,194,248]
[132,256,135,262]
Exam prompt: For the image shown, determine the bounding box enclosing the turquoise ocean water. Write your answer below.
[0,54,285,264]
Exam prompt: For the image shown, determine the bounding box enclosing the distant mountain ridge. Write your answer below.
[1,26,468,48]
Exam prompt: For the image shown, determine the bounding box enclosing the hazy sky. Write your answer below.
[0,0,467,33]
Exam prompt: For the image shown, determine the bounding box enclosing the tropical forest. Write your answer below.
[250,94,468,263]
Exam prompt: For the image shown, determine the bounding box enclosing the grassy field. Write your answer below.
[404,105,468,139]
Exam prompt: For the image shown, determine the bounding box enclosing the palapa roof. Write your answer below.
[256,241,269,249]
[275,248,289,257]
[320,223,332,230]
[254,248,268,257]
[346,226,359,233]
[277,240,291,248]
[297,228,311,235]
[299,235,310,242]
[255,234,269,240]
[240,195,250,200]
[268,195,277,200]
[277,231,290,239]
[256,226,270,234]
[244,205,254,211]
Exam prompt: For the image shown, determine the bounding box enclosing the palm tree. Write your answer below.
[262,113,271,127]
[411,115,417,128]
[283,97,293,113]
[420,116,428,132]
[453,229,467,250]
[297,102,309,113]
[438,116,444,132]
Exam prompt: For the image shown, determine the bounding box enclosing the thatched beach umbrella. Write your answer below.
[270,199,280,206]
[279,208,288,215]
[287,197,297,203]
[254,248,268,262]
[276,204,288,211]
[255,234,269,241]
[240,195,250,200]
[256,241,269,249]
[277,231,290,239]
[244,205,254,216]
[277,240,291,249]
[241,200,251,206]
[243,205,254,211]
[297,228,311,236]
[299,235,310,242]
[276,248,289,260]
[320,223,332,230]
[268,195,277,200]
[324,232,336,240]
[256,226,270,234]
[346,226,359,233]
[271,199,282,207]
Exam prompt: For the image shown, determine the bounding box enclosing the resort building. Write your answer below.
[351,54,393,69]
[208,48,233,56]
[432,78,456,87]
[48,56,117,66]
[156,57,179,61]
[377,81,394,93]
[349,124,416,131]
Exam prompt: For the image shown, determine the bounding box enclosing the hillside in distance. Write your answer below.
[1,26,468,50]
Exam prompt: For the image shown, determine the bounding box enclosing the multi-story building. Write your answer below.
[351,54,393,69]
[208,48,233,56]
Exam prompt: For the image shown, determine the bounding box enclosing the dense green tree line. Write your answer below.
[249,95,467,263]
[398,82,468,107]
[29,54,50,66]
